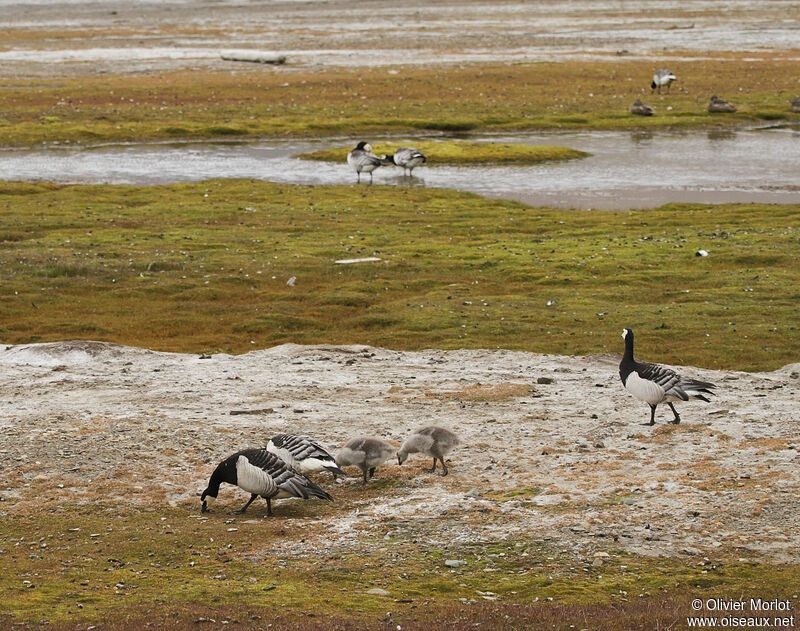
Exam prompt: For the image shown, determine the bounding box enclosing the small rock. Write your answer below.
[366,588,390,596]
[465,487,480,498]
[445,559,466,568]
[696,249,709,257]
[536,377,554,384]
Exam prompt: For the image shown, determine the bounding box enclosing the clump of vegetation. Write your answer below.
[0,181,797,371]
[297,141,589,165]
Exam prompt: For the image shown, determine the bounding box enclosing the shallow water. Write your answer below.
[1,127,799,209]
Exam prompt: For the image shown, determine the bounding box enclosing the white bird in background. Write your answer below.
[651,69,677,94]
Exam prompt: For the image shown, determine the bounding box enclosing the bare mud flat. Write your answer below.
[1,0,799,76]
[1,340,798,562]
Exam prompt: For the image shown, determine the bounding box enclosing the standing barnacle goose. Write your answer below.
[391,147,427,177]
[619,328,716,426]
[397,426,460,475]
[651,69,677,94]
[335,436,396,484]
[200,448,332,515]
[347,141,383,183]
[267,433,345,478]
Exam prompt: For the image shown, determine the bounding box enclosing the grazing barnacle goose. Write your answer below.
[347,141,383,183]
[619,328,716,426]
[335,436,396,484]
[200,448,332,515]
[397,425,460,475]
[391,147,427,176]
[651,69,677,94]
[707,95,737,113]
[629,99,654,116]
[267,433,344,478]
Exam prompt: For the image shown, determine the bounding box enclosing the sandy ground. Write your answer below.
[1,0,799,76]
[1,340,798,562]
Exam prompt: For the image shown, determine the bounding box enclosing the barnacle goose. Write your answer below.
[335,436,395,484]
[629,99,654,116]
[791,96,800,113]
[651,69,676,94]
[267,433,345,478]
[619,328,716,426]
[347,141,383,183]
[391,147,427,176]
[397,426,460,475]
[708,96,737,113]
[200,448,332,515]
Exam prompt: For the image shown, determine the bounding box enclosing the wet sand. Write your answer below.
[1,0,799,76]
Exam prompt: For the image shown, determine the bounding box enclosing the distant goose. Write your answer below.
[629,99,654,116]
[347,141,383,183]
[267,433,344,478]
[391,147,427,176]
[335,437,396,484]
[708,96,737,113]
[201,448,333,515]
[791,96,800,113]
[651,69,676,94]
[397,426,460,475]
[619,328,716,425]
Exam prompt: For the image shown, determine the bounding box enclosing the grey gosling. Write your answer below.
[201,448,332,515]
[708,96,737,113]
[397,426,460,475]
[335,437,396,484]
[630,99,654,116]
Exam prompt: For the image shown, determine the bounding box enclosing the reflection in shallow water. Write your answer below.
[0,128,799,210]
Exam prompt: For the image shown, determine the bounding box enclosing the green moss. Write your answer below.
[0,181,798,370]
[296,140,589,165]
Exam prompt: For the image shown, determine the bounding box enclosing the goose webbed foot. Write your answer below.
[441,459,449,476]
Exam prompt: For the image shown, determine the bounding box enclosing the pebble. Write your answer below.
[366,588,390,596]
[445,559,466,568]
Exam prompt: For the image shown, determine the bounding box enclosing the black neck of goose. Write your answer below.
[623,334,634,362]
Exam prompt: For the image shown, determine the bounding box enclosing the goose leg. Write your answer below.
[238,493,258,513]
[369,467,376,479]
[362,466,368,484]
[441,459,449,476]
[369,172,373,184]
[643,404,657,426]
[429,458,437,473]
[265,497,273,517]
[667,403,681,424]
[356,171,361,183]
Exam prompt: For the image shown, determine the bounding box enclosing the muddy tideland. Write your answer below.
[2,340,798,562]
[1,0,800,76]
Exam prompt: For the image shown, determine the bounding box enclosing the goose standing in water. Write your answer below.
[629,99,654,116]
[335,437,395,484]
[397,426,460,475]
[267,433,344,478]
[201,448,333,515]
[619,328,716,426]
[391,147,427,176]
[708,96,737,113]
[347,141,383,183]
[651,69,676,94]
